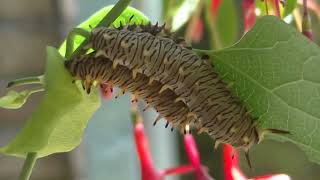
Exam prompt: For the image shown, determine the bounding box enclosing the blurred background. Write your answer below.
[1,0,320,179]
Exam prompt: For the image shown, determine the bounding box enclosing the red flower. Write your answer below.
[211,0,221,17]
[184,133,213,180]
[242,0,256,32]
[133,121,213,180]
[223,144,291,180]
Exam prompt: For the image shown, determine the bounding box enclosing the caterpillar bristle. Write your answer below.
[127,24,136,31]
[143,104,150,112]
[118,21,124,29]
[201,54,210,60]
[81,82,85,90]
[153,115,161,126]
[115,90,124,99]
[159,84,171,94]
[165,121,169,128]
[129,15,134,22]
[197,127,206,134]
[214,140,221,150]
[244,150,252,169]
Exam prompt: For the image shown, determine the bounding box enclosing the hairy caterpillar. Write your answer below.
[65,23,289,166]
[65,54,193,132]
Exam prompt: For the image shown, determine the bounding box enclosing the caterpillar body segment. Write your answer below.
[65,54,194,132]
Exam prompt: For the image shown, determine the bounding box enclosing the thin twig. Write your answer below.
[65,28,91,59]
[273,0,281,17]
[205,1,222,49]
[302,0,314,40]
[69,0,133,59]
[7,75,43,88]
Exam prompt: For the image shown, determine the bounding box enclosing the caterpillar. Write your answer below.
[65,54,193,132]
[65,23,289,166]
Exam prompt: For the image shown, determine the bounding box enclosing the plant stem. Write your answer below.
[69,0,132,59]
[130,96,141,124]
[265,0,269,15]
[204,1,222,49]
[7,75,43,88]
[66,28,91,59]
[96,0,132,28]
[273,0,281,17]
[19,152,38,180]
[29,87,45,95]
[302,0,314,40]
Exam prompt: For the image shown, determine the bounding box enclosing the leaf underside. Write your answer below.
[211,16,320,163]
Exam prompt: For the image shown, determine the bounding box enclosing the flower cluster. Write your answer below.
[133,120,290,180]
[133,120,213,180]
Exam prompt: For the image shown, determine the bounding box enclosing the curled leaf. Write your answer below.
[0,89,43,109]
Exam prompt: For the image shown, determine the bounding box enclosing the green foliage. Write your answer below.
[0,6,150,158]
[204,16,320,163]
[215,0,238,47]
[0,89,43,109]
[59,5,149,56]
[162,0,186,22]
[165,0,199,31]
[283,0,297,18]
[0,47,100,157]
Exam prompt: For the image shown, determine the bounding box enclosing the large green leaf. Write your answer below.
[0,47,100,157]
[0,6,149,158]
[206,16,320,163]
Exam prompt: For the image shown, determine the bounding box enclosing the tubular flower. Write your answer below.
[223,144,291,180]
[242,0,256,32]
[133,121,214,180]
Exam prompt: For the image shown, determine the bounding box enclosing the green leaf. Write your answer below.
[283,0,297,18]
[162,0,185,22]
[170,0,199,31]
[59,5,150,56]
[206,16,320,163]
[0,6,150,158]
[0,89,42,109]
[0,47,100,157]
